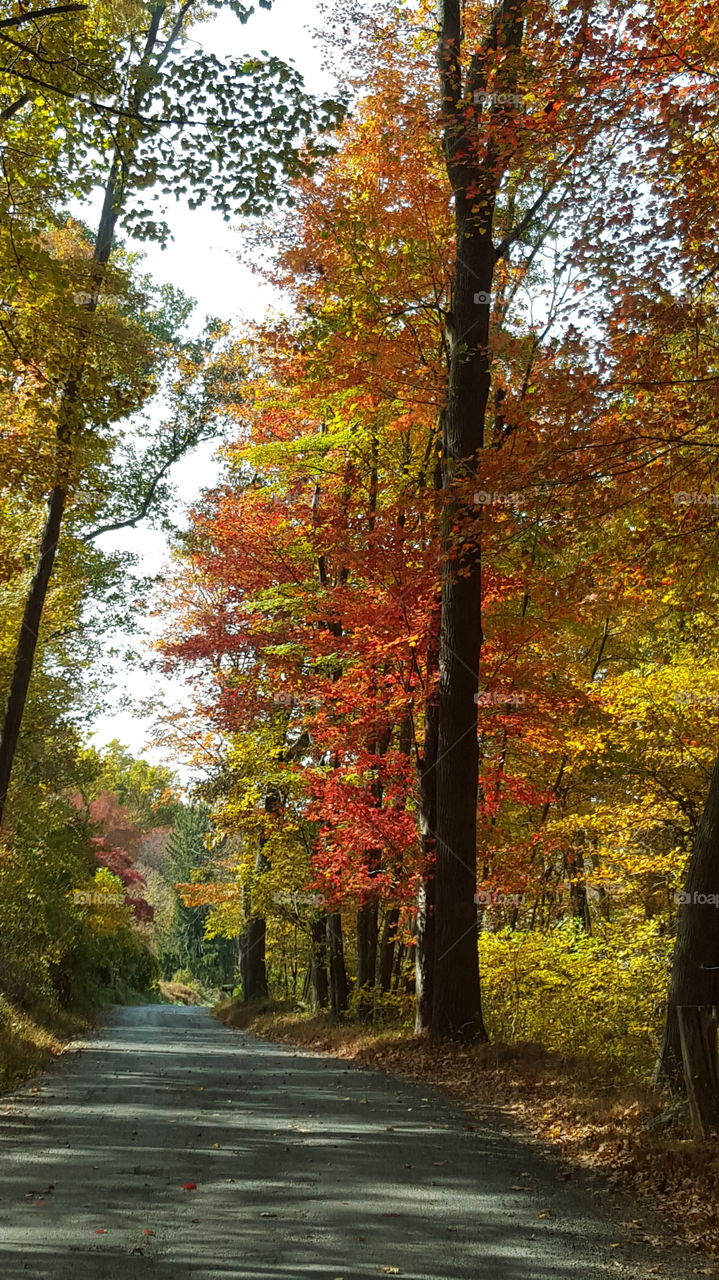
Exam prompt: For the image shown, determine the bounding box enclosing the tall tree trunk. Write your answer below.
[355,724,390,1021]
[310,914,329,1011]
[657,753,719,1091]
[0,8,167,822]
[0,481,67,819]
[415,591,440,1033]
[243,915,268,1000]
[356,897,379,1020]
[431,0,525,1041]
[566,849,591,933]
[379,906,401,993]
[0,170,121,823]
[241,823,272,1002]
[327,911,349,1019]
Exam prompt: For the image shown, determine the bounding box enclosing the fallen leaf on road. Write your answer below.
[181,1182,197,1191]
[259,1212,277,1218]
[143,1230,154,1236]
[94,1229,107,1234]
[381,1269,400,1275]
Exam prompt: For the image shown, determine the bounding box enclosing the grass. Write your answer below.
[0,982,162,1093]
[159,979,207,1006]
[0,994,87,1093]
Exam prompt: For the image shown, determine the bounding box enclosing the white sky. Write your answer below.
[89,0,333,775]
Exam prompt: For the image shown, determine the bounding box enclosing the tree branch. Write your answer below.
[81,454,176,542]
[0,4,86,29]
[0,91,30,119]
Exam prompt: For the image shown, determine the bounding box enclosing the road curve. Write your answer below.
[0,1005,699,1279]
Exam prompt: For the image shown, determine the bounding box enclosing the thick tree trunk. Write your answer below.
[657,753,719,1091]
[431,0,524,1042]
[356,898,379,1021]
[241,834,271,1002]
[309,914,329,1011]
[677,1005,719,1137]
[430,217,490,1038]
[327,911,349,1019]
[243,915,268,1000]
[379,906,400,993]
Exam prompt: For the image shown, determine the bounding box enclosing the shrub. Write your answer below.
[478,918,672,1078]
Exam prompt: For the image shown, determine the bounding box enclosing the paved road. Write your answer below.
[0,1005,701,1279]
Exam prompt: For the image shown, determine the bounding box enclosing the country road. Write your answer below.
[0,1006,702,1279]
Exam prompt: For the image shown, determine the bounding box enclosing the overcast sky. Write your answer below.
[89,0,333,773]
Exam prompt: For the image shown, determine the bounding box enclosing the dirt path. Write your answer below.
[0,1005,704,1278]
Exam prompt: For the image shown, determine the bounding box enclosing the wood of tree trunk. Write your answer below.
[243,915,269,1000]
[310,914,329,1011]
[379,906,401,993]
[0,8,186,825]
[677,1005,719,1138]
[567,850,591,933]
[657,753,719,1089]
[415,873,435,1033]
[327,911,349,1019]
[415,594,440,1033]
[431,0,526,1040]
[356,899,379,1021]
[0,482,67,821]
[0,86,136,822]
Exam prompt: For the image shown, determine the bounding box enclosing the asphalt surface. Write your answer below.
[0,1005,704,1279]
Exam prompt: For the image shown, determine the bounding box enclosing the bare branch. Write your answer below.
[0,4,86,30]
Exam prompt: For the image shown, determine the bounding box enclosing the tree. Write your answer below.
[161,805,236,987]
[0,0,343,822]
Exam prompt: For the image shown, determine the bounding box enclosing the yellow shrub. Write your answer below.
[478,918,672,1078]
